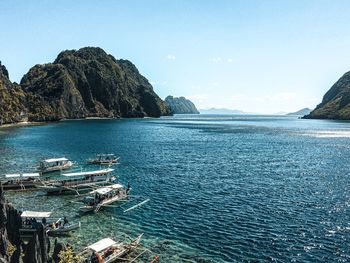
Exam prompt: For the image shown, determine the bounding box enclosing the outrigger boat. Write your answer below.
[20,211,80,239]
[37,157,73,173]
[87,154,120,165]
[80,234,143,263]
[79,183,129,213]
[47,218,81,236]
[36,168,115,195]
[1,173,44,191]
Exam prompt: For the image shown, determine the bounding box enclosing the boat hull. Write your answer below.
[47,222,81,236]
[104,234,143,263]
[37,180,114,195]
[1,180,56,191]
[79,194,127,213]
[38,161,73,174]
[79,206,95,213]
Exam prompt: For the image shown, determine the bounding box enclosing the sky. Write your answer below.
[1,0,350,113]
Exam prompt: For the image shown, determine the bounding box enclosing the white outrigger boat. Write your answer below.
[1,173,44,191]
[36,168,115,194]
[47,218,81,236]
[37,157,73,173]
[79,184,129,213]
[20,210,52,240]
[20,211,80,239]
[80,234,143,263]
[87,154,120,165]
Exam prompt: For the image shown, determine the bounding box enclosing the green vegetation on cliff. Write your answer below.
[305,71,350,119]
[0,62,27,125]
[0,47,172,125]
[21,47,171,121]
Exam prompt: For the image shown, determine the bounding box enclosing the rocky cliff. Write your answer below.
[304,71,350,119]
[0,187,54,263]
[0,62,27,125]
[0,185,67,263]
[164,96,199,114]
[20,47,171,121]
[0,47,172,125]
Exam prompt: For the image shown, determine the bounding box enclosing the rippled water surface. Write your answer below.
[1,115,350,262]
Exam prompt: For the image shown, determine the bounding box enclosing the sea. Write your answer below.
[0,114,349,262]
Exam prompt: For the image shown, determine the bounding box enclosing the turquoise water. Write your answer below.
[1,115,350,262]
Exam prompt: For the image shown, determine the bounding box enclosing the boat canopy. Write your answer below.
[95,187,113,195]
[5,173,40,178]
[62,168,114,177]
[90,184,124,195]
[21,211,52,218]
[110,184,124,189]
[43,157,68,163]
[88,238,117,252]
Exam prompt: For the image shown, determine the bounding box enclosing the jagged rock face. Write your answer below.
[0,186,59,263]
[23,224,50,263]
[0,62,27,125]
[164,95,199,114]
[49,242,65,263]
[0,187,20,263]
[305,71,350,119]
[21,47,171,121]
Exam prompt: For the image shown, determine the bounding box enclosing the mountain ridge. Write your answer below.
[0,62,27,125]
[164,96,199,114]
[0,47,172,125]
[304,71,350,119]
[286,108,312,116]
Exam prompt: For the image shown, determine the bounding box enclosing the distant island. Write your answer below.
[0,47,172,126]
[164,96,199,114]
[286,108,312,116]
[304,71,350,119]
[199,108,247,114]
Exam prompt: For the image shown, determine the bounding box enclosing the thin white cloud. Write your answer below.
[209,57,222,63]
[166,54,176,60]
[210,57,233,63]
[255,92,297,102]
[187,93,209,100]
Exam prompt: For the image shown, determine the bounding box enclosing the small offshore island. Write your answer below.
[164,96,199,114]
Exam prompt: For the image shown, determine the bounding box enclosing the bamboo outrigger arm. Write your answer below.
[123,198,150,213]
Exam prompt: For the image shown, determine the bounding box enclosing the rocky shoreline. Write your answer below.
[304,70,350,120]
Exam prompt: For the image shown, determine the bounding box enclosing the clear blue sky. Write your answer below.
[1,0,350,113]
